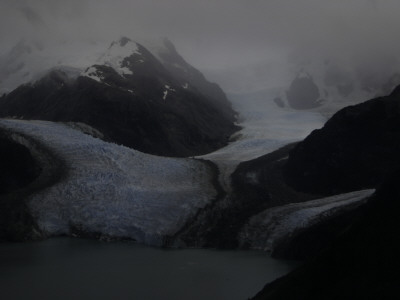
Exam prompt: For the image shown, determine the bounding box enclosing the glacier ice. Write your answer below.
[0,119,217,245]
[238,189,375,252]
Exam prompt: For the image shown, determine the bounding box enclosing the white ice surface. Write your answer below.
[238,189,375,252]
[198,89,326,192]
[163,85,175,100]
[0,119,216,246]
[94,39,140,76]
[200,90,325,163]
[81,66,104,83]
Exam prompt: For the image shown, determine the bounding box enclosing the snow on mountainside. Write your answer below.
[0,119,217,245]
[0,37,238,157]
[0,37,195,95]
[0,39,104,95]
[81,38,140,81]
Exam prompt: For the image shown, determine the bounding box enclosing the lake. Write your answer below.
[0,238,298,300]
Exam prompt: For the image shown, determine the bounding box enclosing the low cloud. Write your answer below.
[0,0,399,70]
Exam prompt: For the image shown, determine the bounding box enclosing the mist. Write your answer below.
[1,0,400,90]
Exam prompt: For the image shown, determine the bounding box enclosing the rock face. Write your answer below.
[251,169,400,300]
[152,39,234,121]
[0,38,238,157]
[0,129,41,241]
[284,86,400,195]
[0,130,39,194]
[286,73,323,109]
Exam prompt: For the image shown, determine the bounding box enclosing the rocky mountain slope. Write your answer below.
[285,72,323,109]
[0,38,238,157]
[285,85,400,195]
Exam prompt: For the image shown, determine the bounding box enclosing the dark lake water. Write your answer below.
[0,238,298,300]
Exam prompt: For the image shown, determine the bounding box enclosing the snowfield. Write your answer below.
[238,189,375,252]
[201,89,325,163]
[0,119,217,245]
[198,89,326,192]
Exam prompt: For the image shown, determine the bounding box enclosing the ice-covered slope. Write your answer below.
[0,39,106,95]
[197,88,326,192]
[238,189,374,253]
[0,119,217,245]
[200,89,325,163]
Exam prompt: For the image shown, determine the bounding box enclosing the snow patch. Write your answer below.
[163,85,175,100]
[245,172,259,185]
[163,90,168,100]
[93,39,140,78]
[81,66,103,83]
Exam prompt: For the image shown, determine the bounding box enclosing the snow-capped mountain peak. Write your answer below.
[0,36,192,94]
[81,37,144,81]
[0,36,238,157]
[97,37,141,75]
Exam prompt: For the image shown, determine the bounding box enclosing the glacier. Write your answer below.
[238,189,375,252]
[198,88,326,192]
[0,119,217,245]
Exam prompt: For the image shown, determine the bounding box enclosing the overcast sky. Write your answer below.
[0,0,399,69]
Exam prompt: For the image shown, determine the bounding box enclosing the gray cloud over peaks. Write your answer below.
[0,0,400,70]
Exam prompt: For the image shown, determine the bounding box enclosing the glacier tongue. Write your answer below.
[238,189,375,252]
[0,119,217,245]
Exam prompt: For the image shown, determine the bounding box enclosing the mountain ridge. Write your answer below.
[0,37,238,157]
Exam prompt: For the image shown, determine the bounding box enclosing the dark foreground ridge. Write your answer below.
[247,85,400,298]
[285,86,400,195]
[252,169,400,300]
[0,127,66,242]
